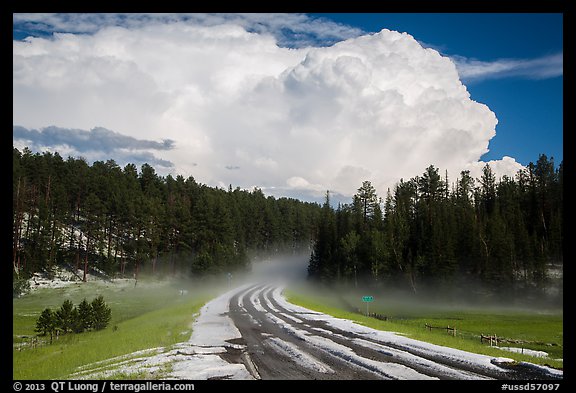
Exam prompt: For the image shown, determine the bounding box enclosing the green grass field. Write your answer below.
[284,283,563,370]
[13,277,221,379]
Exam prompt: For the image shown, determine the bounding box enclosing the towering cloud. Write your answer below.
[13,17,516,200]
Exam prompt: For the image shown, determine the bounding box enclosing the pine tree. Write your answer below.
[353,180,379,224]
[55,299,75,334]
[91,295,111,330]
[70,307,82,333]
[340,230,360,287]
[77,298,94,332]
[308,191,336,282]
[454,171,480,277]
[35,308,57,342]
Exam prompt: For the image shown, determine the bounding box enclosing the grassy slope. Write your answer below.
[284,284,563,370]
[13,278,220,379]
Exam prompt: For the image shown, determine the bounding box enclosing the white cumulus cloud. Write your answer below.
[13,16,519,201]
[465,156,525,181]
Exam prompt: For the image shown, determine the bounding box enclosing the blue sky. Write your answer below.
[310,13,564,166]
[12,13,564,202]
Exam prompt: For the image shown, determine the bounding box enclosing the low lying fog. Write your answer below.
[233,252,563,313]
[248,252,311,282]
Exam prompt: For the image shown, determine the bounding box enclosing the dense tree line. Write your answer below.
[308,155,563,296]
[13,147,321,281]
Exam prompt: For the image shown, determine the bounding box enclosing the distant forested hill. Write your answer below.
[13,147,321,280]
[308,155,562,296]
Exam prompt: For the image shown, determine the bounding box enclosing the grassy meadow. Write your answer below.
[13,277,222,379]
[284,283,563,370]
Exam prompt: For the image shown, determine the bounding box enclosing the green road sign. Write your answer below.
[362,296,374,302]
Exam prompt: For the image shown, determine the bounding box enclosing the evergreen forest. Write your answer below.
[13,147,562,299]
[308,155,563,298]
[12,147,321,283]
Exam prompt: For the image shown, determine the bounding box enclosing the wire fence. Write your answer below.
[346,303,560,352]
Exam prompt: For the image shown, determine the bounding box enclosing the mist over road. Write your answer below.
[216,282,562,380]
